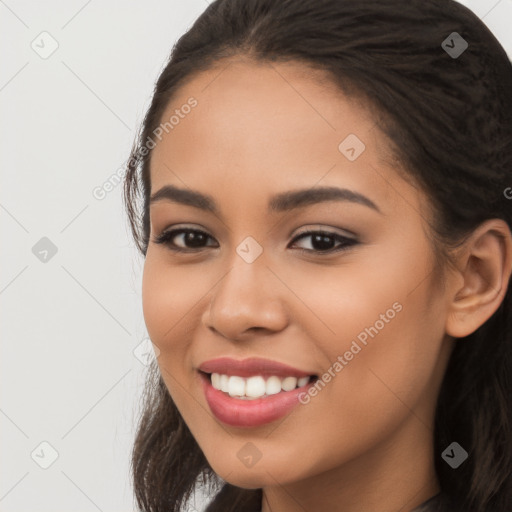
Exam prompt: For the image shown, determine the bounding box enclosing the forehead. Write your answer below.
[148,57,413,214]
[152,58,377,154]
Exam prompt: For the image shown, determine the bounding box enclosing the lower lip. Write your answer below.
[199,372,315,428]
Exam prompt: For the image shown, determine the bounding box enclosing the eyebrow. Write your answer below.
[149,184,381,214]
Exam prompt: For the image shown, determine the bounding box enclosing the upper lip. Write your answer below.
[198,357,316,378]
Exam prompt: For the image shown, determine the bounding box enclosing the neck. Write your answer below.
[261,412,440,512]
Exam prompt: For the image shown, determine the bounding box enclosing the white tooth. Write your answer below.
[246,376,266,398]
[211,373,221,390]
[297,376,309,387]
[265,376,282,395]
[281,376,298,392]
[220,374,230,393]
[228,376,245,397]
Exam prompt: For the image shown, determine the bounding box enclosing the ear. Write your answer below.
[445,219,512,339]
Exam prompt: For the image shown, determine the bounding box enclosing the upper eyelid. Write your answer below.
[157,225,356,240]
[292,226,357,238]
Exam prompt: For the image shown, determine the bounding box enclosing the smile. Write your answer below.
[210,373,314,399]
[199,371,318,427]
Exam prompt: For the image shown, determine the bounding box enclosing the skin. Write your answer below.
[142,56,512,512]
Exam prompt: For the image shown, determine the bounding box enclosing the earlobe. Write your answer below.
[445,219,512,339]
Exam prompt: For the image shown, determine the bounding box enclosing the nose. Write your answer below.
[202,257,289,341]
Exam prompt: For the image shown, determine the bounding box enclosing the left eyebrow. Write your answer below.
[268,186,381,214]
[149,184,382,214]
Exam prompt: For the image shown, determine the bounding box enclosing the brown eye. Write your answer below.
[153,228,218,252]
[290,230,358,253]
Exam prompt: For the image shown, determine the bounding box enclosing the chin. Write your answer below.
[211,463,283,489]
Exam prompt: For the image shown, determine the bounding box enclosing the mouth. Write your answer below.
[200,371,319,400]
[198,370,319,427]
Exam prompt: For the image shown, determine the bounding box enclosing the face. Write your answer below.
[142,57,454,491]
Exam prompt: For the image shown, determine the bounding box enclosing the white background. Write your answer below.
[1,1,511,511]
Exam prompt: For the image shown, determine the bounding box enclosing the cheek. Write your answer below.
[310,233,437,352]
[141,253,201,343]
[283,294,443,479]
[141,256,200,405]
[287,238,442,416]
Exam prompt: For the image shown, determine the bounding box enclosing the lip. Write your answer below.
[199,371,316,427]
[198,357,316,378]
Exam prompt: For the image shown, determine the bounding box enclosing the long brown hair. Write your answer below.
[122,1,512,510]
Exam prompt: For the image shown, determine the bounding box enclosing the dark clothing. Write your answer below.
[253,492,449,511]
[411,492,445,512]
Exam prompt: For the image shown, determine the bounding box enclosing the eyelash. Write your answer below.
[152,227,358,255]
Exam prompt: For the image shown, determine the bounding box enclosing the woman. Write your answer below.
[123,1,512,511]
